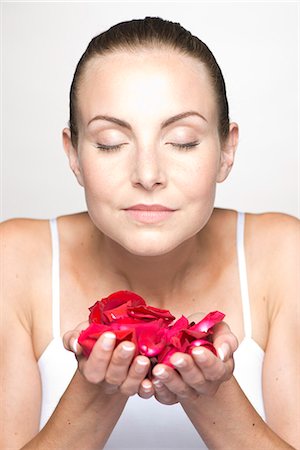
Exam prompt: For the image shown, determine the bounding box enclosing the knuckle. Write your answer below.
[206,366,226,382]
[120,385,136,397]
[193,378,206,391]
[204,357,216,369]
[177,387,190,398]
[104,384,119,395]
[105,374,123,386]
[84,370,102,384]
[113,355,129,366]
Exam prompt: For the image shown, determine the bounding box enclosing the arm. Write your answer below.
[181,377,295,450]
[147,327,296,450]
[149,213,299,449]
[0,220,150,449]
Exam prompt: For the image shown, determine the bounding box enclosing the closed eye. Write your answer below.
[167,141,200,150]
[95,143,128,152]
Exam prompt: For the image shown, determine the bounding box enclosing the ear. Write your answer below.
[62,128,84,186]
[216,122,239,183]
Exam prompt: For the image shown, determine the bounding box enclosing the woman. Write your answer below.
[1,17,299,449]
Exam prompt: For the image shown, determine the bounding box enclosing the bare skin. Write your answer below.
[1,210,299,449]
[1,47,299,449]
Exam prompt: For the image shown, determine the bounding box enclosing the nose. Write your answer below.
[130,145,167,191]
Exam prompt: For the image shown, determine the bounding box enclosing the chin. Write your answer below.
[123,244,175,257]
[115,229,197,257]
[120,237,176,257]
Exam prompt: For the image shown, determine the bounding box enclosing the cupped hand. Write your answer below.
[150,321,238,405]
[63,324,151,397]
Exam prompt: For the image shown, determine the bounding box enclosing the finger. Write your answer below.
[212,322,239,361]
[169,352,207,391]
[81,332,116,384]
[138,378,155,399]
[152,379,179,405]
[191,347,229,382]
[63,330,83,356]
[152,364,197,401]
[105,341,136,386]
[63,320,89,355]
[120,356,150,397]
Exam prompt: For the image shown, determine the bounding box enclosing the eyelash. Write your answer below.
[95,143,124,152]
[95,141,200,152]
[170,141,199,151]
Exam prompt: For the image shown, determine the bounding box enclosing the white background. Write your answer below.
[2,1,299,220]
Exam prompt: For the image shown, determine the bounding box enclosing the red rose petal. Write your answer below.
[128,304,175,322]
[167,315,189,338]
[188,311,225,333]
[187,339,218,356]
[158,346,178,366]
[89,290,146,324]
[135,321,167,357]
[78,291,225,365]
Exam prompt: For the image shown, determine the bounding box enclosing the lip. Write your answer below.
[125,204,175,212]
[124,204,176,224]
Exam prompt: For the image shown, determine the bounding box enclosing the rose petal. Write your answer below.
[128,304,175,322]
[80,292,224,366]
[188,311,225,333]
[167,315,189,338]
[158,346,178,367]
[78,322,134,357]
[89,290,146,324]
[103,303,131,322]
[187,339,218,356]
[136,322,167,357]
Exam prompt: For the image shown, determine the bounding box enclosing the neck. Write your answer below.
[98,230,211,308]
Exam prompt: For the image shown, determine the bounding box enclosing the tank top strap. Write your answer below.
[49,218,61,339]
[236,211,252,339]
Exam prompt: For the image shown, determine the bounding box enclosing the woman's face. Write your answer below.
[65,48,237,256]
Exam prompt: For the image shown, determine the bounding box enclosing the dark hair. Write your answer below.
[69,17,229,146]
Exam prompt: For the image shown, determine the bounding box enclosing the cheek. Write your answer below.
[179,154,219,202]
[80,156,122,201]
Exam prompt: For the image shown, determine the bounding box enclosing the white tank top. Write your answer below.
[38,212,266,448]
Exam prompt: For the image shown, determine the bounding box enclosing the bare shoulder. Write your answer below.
[245,211,299,261]
[246,210,299,234]
[1,212,91,328]
[245,212,299,310]
[1,218,52,329]
[1,217,51,277]
[1,217,51,253]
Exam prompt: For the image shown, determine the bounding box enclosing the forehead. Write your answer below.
[77,48,217,124]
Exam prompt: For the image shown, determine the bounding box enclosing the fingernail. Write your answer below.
[101,332,116,350]
[171,356,186,368]
[154,367,168,379]
[120,342,135,358]
[143,386,152,393]
[218,343,230,361]
[135,358,149,373]
[72,338,78,354]
[142,380,152,392]
[192,348,207,361]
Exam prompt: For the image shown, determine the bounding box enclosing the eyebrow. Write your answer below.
[87,111,207,130]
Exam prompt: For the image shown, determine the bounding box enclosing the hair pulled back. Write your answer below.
[69,17,229,146]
